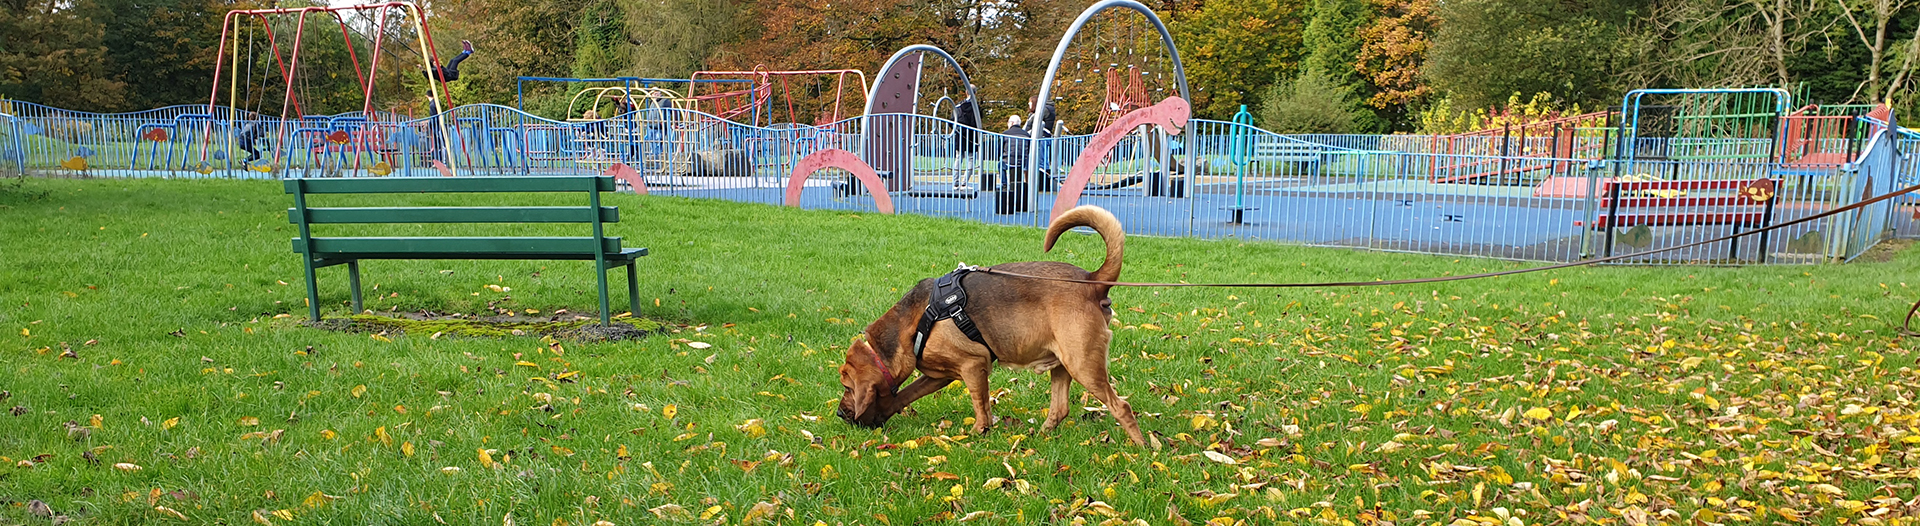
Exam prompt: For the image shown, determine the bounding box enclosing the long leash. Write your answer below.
[976,181,1920,333]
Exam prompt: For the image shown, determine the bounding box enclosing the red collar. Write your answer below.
[862,338,901,395]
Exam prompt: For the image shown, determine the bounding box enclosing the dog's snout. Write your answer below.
[836,406,853,421]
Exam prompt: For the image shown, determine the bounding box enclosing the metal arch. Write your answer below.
[862,45,981,126]
[1026,0,1192,217]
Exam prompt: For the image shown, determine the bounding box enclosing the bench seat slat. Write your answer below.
[1252,143,1322,162]
[286,176,615,194]
[294,237,624,255]
[290,206,619,224]
[1599,197,1763,208]
[1604,179,1756,192]
[1593,213,1765,229]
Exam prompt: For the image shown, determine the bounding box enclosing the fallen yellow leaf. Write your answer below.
[301,490,336,509]
[1202,450,1237,465]
[154,505,188,521]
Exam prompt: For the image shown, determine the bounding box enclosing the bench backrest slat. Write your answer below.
[1603,179,1759,192]
[286,176,615,194]
[1253,143,1321,160]
[290,206,619,224]
[295,237,623,255]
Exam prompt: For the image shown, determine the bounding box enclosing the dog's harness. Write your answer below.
[912,264,994,361]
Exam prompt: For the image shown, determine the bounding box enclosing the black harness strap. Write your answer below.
[913,265,994,361]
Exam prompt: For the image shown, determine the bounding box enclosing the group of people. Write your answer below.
[952,85,1059,190]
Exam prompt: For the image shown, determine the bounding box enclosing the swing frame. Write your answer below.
[201,2,458,175]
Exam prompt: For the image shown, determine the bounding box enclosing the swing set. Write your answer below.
[200,2,458,176]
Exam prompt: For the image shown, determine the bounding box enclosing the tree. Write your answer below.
[1259,68,1366,133]
[1831,0,1917,100]
[437,0,598,106]
[1623,0,1825,92]
[619,0,738,78]
[0,0,127,111]
[1168,0,1308,119]
[709,0,1088,125]
[1885,10,1920,112]
[85,0,242,111]
[1354,0,1435,129]
[1425,0,1636,111]
[571,0,629,79]
[1299,0,1383,130]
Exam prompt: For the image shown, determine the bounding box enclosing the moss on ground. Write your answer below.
[317,314,661,342]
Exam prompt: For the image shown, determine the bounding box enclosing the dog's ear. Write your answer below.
[840,339,879,416]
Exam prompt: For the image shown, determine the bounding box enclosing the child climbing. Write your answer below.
[426,40,474,83]
[235,120,268,164]
[422,40,474,165]
[423,40,475,116]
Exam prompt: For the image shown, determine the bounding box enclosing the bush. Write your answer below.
[1258,68,1369,134]
[1415,92,1584,135]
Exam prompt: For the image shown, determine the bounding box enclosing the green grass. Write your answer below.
[2,175,1918,525]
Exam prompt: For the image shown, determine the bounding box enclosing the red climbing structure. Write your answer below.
[1428,110,1616,184]
[1094,65,1151,132]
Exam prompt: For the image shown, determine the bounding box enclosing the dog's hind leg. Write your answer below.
[1075,367,1145,446]
[1041,367,1072,432]
[1057,330,1147,446]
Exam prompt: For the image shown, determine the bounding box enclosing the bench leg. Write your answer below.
[1727,225,1741,261]
[302,256,322,321]
[347,261,364,315]
[596,263,613,326]
[626,262,641,318]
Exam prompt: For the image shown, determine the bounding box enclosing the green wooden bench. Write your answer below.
[286,176,646,324]
[1252,142,1323,171]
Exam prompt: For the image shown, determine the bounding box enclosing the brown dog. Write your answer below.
[835,205,1145,446]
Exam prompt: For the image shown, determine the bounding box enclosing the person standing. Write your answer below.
[953,85,980,154]
[1027,95,1057,183]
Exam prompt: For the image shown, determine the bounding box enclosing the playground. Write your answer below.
[4,0,1920,524]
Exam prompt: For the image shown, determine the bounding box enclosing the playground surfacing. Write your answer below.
[674,181,1582,247]
[61,168,1869,262]
[658,174,1856,262]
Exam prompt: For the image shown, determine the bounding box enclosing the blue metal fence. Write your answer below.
[6,100,1914,264]
[1,111,22,176]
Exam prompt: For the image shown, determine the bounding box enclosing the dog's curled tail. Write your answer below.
[1043,205,1125,283]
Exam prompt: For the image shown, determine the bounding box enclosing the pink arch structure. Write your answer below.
[784,148,895,214]
[606,163,646,195]
[1050,96,1191,221]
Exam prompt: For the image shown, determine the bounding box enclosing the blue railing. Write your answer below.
[4,100,1913,264]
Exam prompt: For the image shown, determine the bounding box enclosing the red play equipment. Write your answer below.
[1095,64,1150,131]
[688,66,870,127]
[1778,103,1892,167]
[200,2,458,174]
[1428,109,1617,184]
